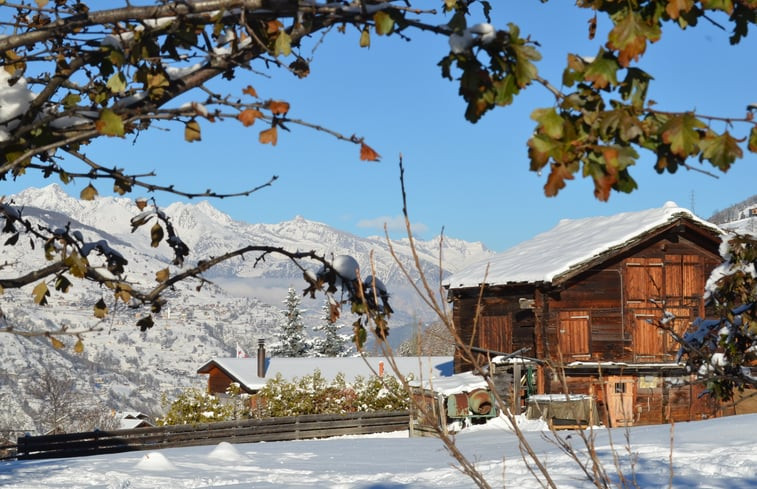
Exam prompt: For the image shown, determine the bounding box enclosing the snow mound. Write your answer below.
[135,451,176,471]
[208,441,248,462]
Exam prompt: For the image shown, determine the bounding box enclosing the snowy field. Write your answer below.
[2,414,756,488]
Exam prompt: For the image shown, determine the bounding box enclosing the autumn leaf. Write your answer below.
[242,85,258,97]
[274,30,292,57]
[156,268,170,283]
[360,27,371,48]
[184,120,201,142]
[50,336,65,349]
[268,100,290,115]
[544,163,574,197]
[259,127,278,145]
[237,108,262,127]
[32,281,50,305]
[374,11,394,35]
[699,130,743,171]
[94,298,108,319]
[64,253,89,278]
[137,315,154,332]
[666,0,695,19]
[80,183,98,200]
[267,19,283,34]
[150,222,164,247]
[661,113,705,157]
[106,72,127,94]
[531,108,564,139]
[115,283,132,303]
[136,197,148,210]
[54,275,72,293]
[700,0,735,14]
[584,52,619,89]
[749,126,757,153]
[588,14,597,40]
[607,10,661,67]
[95,109,125,137]
[359,142,380,161]
[74,338,84,354]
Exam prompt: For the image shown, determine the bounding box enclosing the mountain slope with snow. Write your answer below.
[0,185,493,431]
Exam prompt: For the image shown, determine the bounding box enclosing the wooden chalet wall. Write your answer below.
[449,219,722,426]
[203,365,254,395]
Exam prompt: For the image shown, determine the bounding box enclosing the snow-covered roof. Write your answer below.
[198,356,454,392]
[409,371,488,396]
[446,202,723,289]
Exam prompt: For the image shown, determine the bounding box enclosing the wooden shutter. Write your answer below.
[557,310,590,357]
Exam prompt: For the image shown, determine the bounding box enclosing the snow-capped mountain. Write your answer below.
[0,184,493,432]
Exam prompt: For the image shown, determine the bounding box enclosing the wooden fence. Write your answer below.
[14,410,410,460]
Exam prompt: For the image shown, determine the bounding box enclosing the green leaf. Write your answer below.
[661,113,705,157]
[699,130,743,171]
[531,108,564,139]
[584,51,619,89]
[374,11,394,35]
[106,72,127,94]
[748,126,757,153]
[95,109,125,137]
[274,30,292,57]
[62,92,81,110]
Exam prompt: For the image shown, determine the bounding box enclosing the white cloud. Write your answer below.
[357,215,429,235]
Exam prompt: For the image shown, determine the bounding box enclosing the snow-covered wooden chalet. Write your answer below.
[445,202,724,427]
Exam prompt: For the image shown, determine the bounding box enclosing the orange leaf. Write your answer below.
[267,20,283,34]
[242,85,258,97]
[543,163,574,197]
[268,100,290,115]
[237,108,263,127]
[259,127,278,145]
[359,143,380,162]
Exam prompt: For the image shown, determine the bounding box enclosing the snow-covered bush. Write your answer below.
[253,370,409,418]
[157,384,250,426]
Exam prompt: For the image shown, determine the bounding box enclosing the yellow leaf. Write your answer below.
[156,268,170,283]
[94,298,108,319]
[115,283,132,303]
[32,281,50,305]
[50,336,65,349]
[259,127,278,146]
[74,338,84,353]
[80,183,98,201]
[274,30,292,57]
[237,108,262,127]
[360,27,371,48]
[185,120,201,142]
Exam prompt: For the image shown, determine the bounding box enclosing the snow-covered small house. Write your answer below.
[445,202,724,427]
[197,341,453,396]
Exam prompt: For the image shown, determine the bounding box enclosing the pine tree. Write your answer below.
[271,287,311,357]
[312,300,353,357]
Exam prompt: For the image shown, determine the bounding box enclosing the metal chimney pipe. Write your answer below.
[257,339,266,378]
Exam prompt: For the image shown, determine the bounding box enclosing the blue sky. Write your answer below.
[4,2,756,252]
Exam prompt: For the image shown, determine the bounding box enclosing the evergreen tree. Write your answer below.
[312,300,353,357]
[271,287,311,357]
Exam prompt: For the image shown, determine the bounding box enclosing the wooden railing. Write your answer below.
[15,410,410,460]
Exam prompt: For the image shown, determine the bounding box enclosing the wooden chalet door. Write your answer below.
[604,376,635,427]
[557,310,590,359]
[626,255,703,360]
[479,315,512,355]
